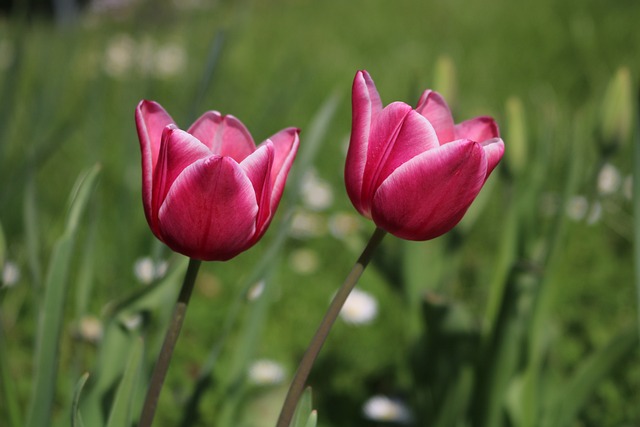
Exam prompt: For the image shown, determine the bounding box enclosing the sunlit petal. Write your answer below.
[158,156,258,261]
[415,90,455,143]
[188,111,256,162]
[371,139,487,240]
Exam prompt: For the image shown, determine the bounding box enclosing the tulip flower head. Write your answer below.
[136,100,299,261]
[345,70,504,241]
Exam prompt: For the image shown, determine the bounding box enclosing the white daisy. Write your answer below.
[362,395,412,423]
[339,288,378,325]
[248,359,286,386]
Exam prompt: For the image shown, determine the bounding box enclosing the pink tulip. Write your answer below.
[345,70,504,241]
[136,100,300,261]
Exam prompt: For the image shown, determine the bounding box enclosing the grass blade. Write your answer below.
[25,165,100,427]
[71,373,90,427]
[634,87,640,336]
[303,411,318,427]
[290,387,313,427]
[0,318,23,427]
[106,338,144,427]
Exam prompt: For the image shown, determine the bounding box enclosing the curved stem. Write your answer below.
[139,258,202,427]
[276,227,386,427]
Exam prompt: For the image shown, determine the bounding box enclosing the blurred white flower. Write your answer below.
[154,42,187,78]
[289,210,326,239]
[103,34,187,80]
[566,195,589,221]
[301,169,333,211]
[247,280,265,301]
[362,395,412,423]
[121,313,143,331]
[248,359,286,386]
[339,288,378,325]
[2,261,20,287]
[103,33,136,77]
[289,248,320,275]
[75,315,103,344]
[597,163,621,195]
[328,211,361,240]
[134,257,168,284]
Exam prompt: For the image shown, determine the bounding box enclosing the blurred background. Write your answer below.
[0,0,638,426]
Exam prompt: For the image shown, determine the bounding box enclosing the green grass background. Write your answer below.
[0,0,638,425]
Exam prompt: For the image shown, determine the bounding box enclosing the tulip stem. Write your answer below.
[139,257,202,427]
[276,227,387,427]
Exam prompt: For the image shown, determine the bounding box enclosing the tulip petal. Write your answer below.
[481,137,505,180]
[376,109,440,187]
[158,156,258,261]
[371,139,487,240]
[240,142,274,239]
[359,102,413,215]
[345,70,384,215]
[151,127,212,234]
[135,100,176,223]
[415,90,455,143]
[262,127,300,216]
[454,116,500,142]
[187,111,256,162]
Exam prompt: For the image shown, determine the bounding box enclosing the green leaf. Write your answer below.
[25,164,100,427]
[0,319,22,427]
[23,176,42,289]
[290,387,314,427]
[432,366,473,427]
[599,66,633,153]
[303,410,318,427]
[79,259,187,426]
[106,338,144,427]
[71,373,90,427]
[543,327,638,427]
[634,85,640,345]
[504,96,528,177]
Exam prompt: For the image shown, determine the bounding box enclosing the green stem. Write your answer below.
[276,227,386,427]
[634,88,640,337]
[138,258,202,427]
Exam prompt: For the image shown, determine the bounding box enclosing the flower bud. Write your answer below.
[504,96,528,177]
[599,67,633,154]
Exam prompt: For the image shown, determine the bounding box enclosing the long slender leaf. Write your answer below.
[530,111,586,423]
[71,372,90,427]
[634,86,640,337]
[23,175,42,289]
[303,411,318,427]
[0,318,22,427]
[106,338,144,427]
[79,258,187,426]
[216,264,280,426]
[25,164,100,427]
